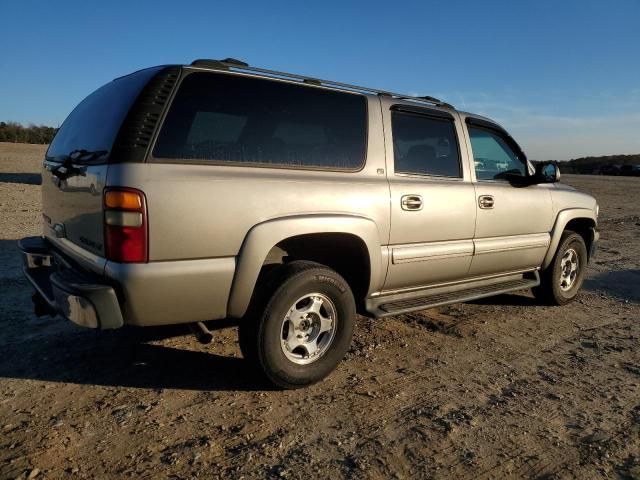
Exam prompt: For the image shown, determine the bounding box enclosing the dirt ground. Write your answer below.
[1,142,639,479]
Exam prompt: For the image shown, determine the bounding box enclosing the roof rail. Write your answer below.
[189,58,453,109]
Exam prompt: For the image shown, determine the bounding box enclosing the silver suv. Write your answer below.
[20,58,599,388]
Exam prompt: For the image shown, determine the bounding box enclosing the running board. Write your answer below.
[366,271,539,318]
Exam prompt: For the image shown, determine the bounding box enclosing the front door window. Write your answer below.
[468,127,527,181]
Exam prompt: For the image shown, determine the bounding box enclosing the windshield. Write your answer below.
[46,67,163,163]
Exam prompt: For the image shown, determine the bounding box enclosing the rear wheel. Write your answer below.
[533,231,588,305]
[239,261,355,389]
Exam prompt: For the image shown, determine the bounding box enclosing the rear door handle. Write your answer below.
[478,195,495,209]
[401,195,423,211]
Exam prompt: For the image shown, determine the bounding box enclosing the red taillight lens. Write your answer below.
[104,188,148,263]
[105,224,147,263]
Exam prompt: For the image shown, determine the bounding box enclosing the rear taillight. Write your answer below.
[104,188,148,263]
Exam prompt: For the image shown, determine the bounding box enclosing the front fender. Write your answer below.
[227,215,384,318]
[542,208,597,269]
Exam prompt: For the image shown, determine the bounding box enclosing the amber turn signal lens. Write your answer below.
[104,190,142,210]
[103,188,148,263]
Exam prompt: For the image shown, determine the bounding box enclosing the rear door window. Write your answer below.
[152,72,367,170]
[391,111,461,178]
[46,67,162,163]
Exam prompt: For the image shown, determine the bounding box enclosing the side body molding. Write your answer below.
[542,208,597,269]
[227,215,385,318]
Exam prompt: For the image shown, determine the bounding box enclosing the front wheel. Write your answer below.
[239,261,355,389]
[533,231,588,305]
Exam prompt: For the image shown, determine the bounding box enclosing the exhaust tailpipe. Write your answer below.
[190,321,213,344]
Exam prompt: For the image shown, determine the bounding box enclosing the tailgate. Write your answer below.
[42,161,108,256]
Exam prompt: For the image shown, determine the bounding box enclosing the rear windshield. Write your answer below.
[152,72,367,170]
[46,67,162,163]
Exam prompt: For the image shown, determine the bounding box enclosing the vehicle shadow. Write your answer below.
[471,268,640,306]
[0,318,270,392]
[469,292,539,306]
[0,237,271,392]
[584,269,640,303]
[0,172,42,185]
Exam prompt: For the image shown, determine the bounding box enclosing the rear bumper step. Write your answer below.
[18,236,124,329]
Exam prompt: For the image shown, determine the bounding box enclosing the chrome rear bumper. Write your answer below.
[18,236,123,329]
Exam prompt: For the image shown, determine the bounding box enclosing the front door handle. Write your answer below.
[401,195,423,211]
[478,195,495,209]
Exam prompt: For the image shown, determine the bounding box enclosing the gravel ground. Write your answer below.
[1,142,639,479]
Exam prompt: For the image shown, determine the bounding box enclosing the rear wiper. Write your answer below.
[50,160,83,180]
[50,149,108,165]
[50,149,108,180]
[68,149,108,162]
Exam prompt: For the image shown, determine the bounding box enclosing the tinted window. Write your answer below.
[153,72,367,170]
[468,127,527,180]
[47,67,162,162]
[391,112,461,177]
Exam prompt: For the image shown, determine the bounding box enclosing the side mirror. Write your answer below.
[535,162,561,183]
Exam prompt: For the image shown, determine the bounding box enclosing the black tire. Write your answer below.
[532,231,588,305]
[237,263,283,365]
[238,261,355,389]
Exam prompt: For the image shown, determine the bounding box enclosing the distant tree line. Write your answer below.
[0,122,57,144]
[534,154,640,174]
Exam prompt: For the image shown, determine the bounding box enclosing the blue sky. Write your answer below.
[1,0,639,160]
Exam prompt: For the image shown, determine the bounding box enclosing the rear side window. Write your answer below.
[47,67,162,162]
[153,72,367,170]
[391,111,461,178]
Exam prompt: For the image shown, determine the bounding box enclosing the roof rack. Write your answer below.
[190,58,453,109]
